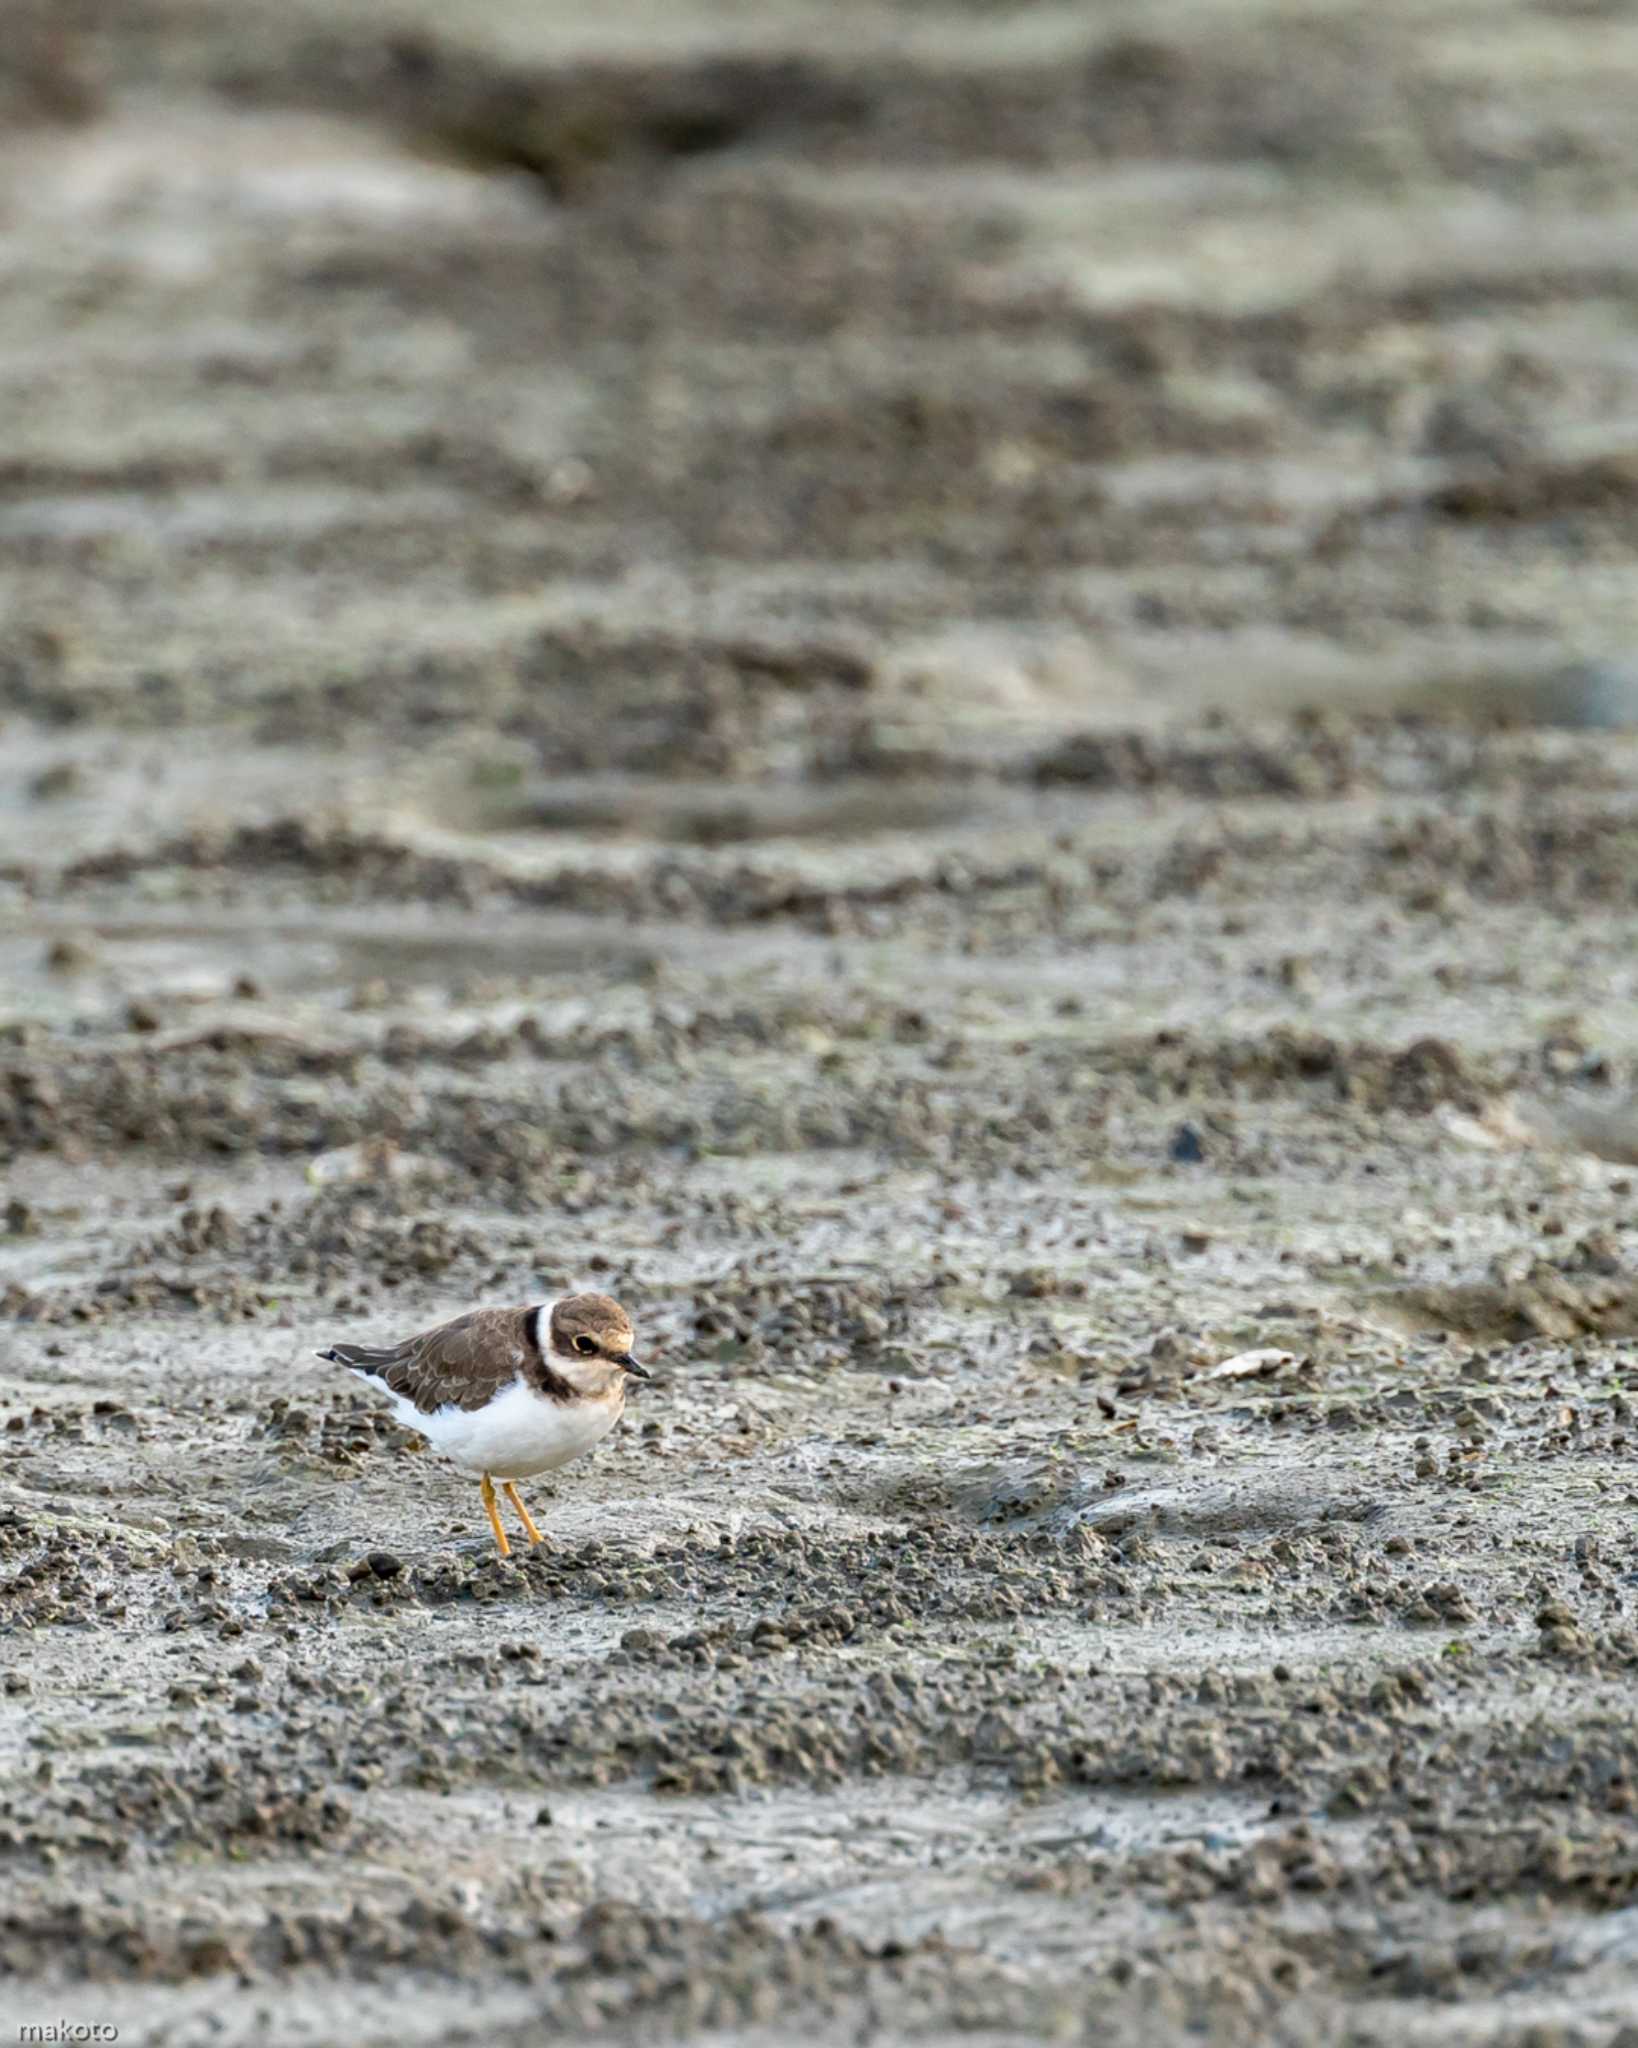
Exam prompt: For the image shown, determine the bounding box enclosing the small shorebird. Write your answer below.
[316,1293,648,1557]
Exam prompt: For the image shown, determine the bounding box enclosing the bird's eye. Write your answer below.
[574,1335,598,1356]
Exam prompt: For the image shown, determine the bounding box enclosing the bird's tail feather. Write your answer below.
[315,1343,400,1368]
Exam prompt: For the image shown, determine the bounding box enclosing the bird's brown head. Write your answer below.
[546,1292,647,1390]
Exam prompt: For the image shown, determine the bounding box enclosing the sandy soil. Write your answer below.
[6,2,1638,2042]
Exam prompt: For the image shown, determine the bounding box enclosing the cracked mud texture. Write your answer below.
[7,0,1638,2043]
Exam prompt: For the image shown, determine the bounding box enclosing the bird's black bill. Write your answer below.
[615,1353,650,1379]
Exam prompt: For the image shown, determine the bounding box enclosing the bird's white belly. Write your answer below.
[378,1378,621,1479]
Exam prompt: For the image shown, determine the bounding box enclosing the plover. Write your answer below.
[316,1293,647,1557]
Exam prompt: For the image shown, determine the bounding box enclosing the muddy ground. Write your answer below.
[6,1,1638,2042]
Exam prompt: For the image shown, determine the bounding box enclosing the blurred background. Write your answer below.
[7,0,1638,1142]
[11,5,1638,2043]
[6,0,1638,874]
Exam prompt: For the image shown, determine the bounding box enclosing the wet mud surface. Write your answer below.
[7,2,1638,2042]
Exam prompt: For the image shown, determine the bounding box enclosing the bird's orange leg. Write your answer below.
[502,1481,543,1545]
[480,1473,511,1558]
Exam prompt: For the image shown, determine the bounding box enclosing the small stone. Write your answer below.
[45,936,96,973]
[1169,1123,1206,1164]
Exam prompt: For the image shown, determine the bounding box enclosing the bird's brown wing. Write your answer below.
[349,1306,534,1414]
